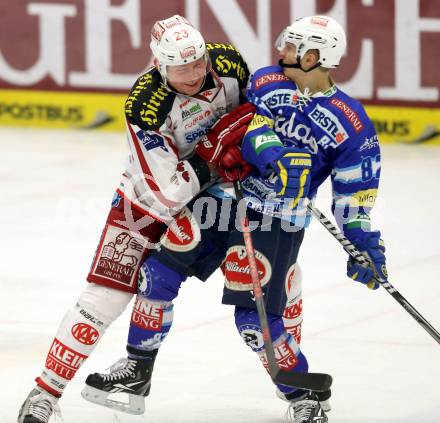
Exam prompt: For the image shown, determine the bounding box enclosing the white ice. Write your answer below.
[1,127,439,423]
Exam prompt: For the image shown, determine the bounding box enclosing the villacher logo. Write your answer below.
[224,246,272,291]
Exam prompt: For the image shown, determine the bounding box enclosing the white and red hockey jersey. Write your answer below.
[119,43,250,224]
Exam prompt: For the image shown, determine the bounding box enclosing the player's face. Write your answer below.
[279,42,298,66]
[166,57,208,95]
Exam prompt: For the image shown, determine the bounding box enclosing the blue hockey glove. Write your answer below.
[347,231,387,290]
[271,148,312,208]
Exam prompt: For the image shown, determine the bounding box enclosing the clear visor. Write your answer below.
[275,29,302,52]
[165,55,210,84]
[275,29,287,51]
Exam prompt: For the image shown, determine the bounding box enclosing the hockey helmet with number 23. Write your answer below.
[150,15,208,81]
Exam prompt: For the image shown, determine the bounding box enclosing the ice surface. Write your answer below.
[1,127,439,422]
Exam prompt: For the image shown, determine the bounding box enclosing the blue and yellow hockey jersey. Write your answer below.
[241,65,381,242]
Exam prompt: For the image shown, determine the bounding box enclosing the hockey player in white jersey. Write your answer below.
[17,15,253,423]
[82,16,387,423]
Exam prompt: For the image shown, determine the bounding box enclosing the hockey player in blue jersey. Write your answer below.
[236,15,387,421]
[80,16,387,423]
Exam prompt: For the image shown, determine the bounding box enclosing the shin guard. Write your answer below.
[36,284,132,396]
[235,306,308,396]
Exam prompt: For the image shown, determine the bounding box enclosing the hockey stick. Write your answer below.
[306,201,440,345]
[399,125,440,144]
[233,179,333,392]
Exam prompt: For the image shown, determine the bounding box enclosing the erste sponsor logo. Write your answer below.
[309,103,349,144]
[262,89,297,108]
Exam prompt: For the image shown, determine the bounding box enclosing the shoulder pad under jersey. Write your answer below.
[207,42,250,89]
[125,67,176,131]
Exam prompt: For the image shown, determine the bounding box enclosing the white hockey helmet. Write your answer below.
[276,15,347,69]
[150,15,207,77]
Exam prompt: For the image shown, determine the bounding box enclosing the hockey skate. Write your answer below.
[285,391,328,423]
[17,386,61,423]
[81,357,155,415]
[277,387,331,413]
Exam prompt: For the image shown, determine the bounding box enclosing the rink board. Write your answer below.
[0,89,439,144]
[0,89,125,131]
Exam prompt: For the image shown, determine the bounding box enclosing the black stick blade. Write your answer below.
[272,369,333,392]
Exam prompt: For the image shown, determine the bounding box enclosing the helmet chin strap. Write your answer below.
[278,58,321,73]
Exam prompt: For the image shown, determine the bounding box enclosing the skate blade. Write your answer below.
[81,385,145,415]
[320,399,331,413]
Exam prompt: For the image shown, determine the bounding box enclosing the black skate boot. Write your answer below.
[285,391,328,423]
[81,351,157,415]
[17,386,61,423]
